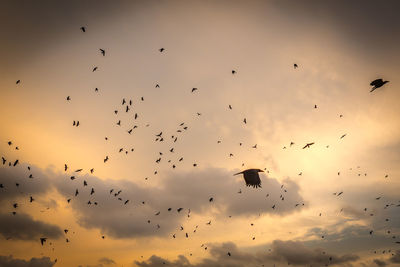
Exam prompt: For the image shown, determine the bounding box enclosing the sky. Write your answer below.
[0,0,400,266]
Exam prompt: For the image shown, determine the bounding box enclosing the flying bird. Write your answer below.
[80,26,86,32]
[302,142,315,149]
[40,237,47,246]
[100,49,105,56]
[370,79,389,92]
[234,169,264,188]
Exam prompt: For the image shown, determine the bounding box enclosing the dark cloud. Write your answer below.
[98,257,116,265]
[266,239,359,266]
[0,255,55,267]
[0,212,62,240]
[303,223,396,255]
[52,167,304,238]
[271,0,400,59]
[0,0,136,72]
[0,165,52,206]
[373,259,387,266]
[134,240,359,267]
[390,250,400,264]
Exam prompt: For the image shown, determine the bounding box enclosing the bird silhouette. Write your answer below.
[302,142,315,149]
[370,79,389,92]
[40,237,47,245]
[234,169,263,188]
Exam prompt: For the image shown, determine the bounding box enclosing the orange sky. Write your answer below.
[1,1,400,266]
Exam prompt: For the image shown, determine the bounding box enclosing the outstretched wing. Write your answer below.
[370,79,382,86]
[243,171,262,188]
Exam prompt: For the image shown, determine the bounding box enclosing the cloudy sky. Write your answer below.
[1,0,400,266]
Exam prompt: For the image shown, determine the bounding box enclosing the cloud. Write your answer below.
[0,212,62,241]
[99,257,116,265]
[373,259,387,266]
[266,239,359,266]
[302,222,396,255]
[271,0,400,56]
[390,250,400,264]
[134,240,359,267]
[52,167,304,238]
[0,165,52,206]
[0,255,55,267]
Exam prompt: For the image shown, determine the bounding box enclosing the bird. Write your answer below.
[294,63,298,69]
[340,134,347,139]
[302,142,315,149]
[159,48,165,52]
[80,26,86,32]
[191,88,198,93]
[234,169,264,188]
[66,96,71,101]
[232,70,236,74]
[16,80,21,84]
[370,79,389,92]
[100,49,105,56]
[92,66,98,72]
[40,237,47,245]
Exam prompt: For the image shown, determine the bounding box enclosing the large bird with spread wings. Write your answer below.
[370,79,389,92]
[234,169,264,188]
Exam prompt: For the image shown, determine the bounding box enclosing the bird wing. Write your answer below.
[370,79,382,86]
[243,170,262,188]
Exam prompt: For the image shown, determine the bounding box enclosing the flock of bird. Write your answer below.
[1,24,396,267]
